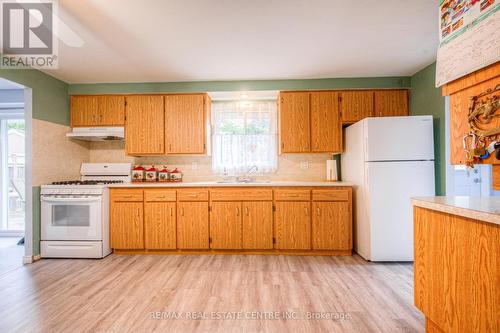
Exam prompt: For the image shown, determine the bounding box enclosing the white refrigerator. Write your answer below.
[341,116,435,261]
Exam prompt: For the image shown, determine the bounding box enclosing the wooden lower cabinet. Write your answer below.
[110,201,144,250]
[210,202,242,249]
[242,201,273,249]
[312,202,351,250]
[274,201,311,250]
[176,201,209,249]
[110,187,352,254]
[144,202,176,249]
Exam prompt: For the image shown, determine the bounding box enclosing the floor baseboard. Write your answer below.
[23,254,42,264]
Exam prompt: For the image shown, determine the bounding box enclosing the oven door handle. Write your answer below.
[41,196,101,203]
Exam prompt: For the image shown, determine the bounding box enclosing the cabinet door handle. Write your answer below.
[304,207,308,216]
[316,207,321,216]
[170,207,173,217]
[236,206,240,216]
[136,208,140,217]
[245,206,249,216]
[181,207,184,216]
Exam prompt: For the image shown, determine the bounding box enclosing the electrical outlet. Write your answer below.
[191,162,198,170]
[300,161,309,170]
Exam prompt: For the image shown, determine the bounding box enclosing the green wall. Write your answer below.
[68,77,410,95]
[410,62,446,195]
[1,69,69,256]
[0,69,69,125]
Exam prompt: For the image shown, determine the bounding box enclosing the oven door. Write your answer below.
[41,195,102,241]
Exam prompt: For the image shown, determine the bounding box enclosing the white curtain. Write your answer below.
[212,100,278,175]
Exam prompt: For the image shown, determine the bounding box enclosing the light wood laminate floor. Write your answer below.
[0,254,423,333]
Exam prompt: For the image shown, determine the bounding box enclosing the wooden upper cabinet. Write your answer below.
[310,91,341,153]
[98,95,125,125]
[71,95,125,127]
[210,202,243,249]
[279,92,310,153]
[165,94,207,154]
[71,96,99,127]
[125,95,165,155]
[340,91,374,122]
[374,90,409,117]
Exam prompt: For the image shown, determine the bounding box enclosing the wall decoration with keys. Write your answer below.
[463,84,500,168]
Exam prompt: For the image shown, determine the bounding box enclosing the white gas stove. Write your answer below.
[40,163,131,258]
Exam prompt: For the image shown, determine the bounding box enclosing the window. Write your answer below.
[212,101,278,174]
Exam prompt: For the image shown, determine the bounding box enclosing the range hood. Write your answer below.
[66,127,125,141]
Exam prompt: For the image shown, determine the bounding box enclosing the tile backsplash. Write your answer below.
[88,141,333,182]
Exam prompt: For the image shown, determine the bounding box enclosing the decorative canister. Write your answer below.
[131,165,145,182]
[170,168,183,182]
[158,166,170,182]
[145,165,158,182]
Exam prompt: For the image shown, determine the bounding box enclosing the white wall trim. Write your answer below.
[22,255,33,264]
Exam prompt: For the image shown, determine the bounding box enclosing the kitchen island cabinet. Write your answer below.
[109,184,352,255]
[412,197,499,333]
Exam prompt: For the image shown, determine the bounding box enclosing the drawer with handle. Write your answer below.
[274,189,310,201]
[144,190,176,202]
[210,189,272,201]
[312,189,349,202]
[177,189,209,201]
[111,189,143,202]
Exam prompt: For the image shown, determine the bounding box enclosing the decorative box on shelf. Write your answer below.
[158,166,170,182]
[145,165,158,182]
[131,165,145,182]
[170,168,183,182]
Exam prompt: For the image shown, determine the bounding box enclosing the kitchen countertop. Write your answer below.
[412,196,500,226]
[108,181,353,188]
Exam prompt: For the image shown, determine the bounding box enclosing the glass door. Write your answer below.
[0,118,25,234]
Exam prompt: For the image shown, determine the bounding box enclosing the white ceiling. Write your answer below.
[43,0,438,83]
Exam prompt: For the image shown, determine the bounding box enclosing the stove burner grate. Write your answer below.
[51,180,124,185]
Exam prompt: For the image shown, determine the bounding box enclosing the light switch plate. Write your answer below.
[300,161,309,170]
[191,162,198,170]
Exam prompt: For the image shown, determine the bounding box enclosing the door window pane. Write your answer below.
[2,119,25,232]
